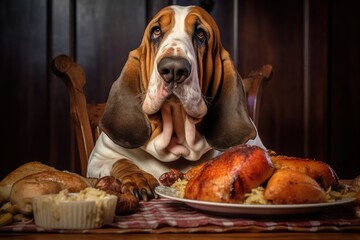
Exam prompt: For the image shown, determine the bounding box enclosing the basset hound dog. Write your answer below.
[87,5,265,200]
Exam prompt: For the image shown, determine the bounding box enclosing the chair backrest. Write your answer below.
[51,54,272,176]
[242,64,273,125]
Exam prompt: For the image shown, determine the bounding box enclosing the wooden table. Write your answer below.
[2,232,360,240]
[1,180,359,239]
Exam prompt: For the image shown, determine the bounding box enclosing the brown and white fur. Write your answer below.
[87,5,265,198]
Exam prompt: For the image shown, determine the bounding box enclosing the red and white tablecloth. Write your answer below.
[1,198,359,233]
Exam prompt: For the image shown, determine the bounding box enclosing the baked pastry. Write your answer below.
[10,170,90,215]
[0,161,56,203]
[94,176,139,215]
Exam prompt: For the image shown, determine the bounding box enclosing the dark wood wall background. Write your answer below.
[1,0,359,179]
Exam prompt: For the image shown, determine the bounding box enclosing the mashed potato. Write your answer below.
[32,187,117,229]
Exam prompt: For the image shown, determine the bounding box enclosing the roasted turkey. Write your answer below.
[159,144,342,204]
[184,145,274,203]
[264,168,327,204]
[270,154,340,190]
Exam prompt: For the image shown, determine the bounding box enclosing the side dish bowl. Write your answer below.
[32,188,117,229]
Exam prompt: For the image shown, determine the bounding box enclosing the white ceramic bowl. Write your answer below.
[32,188,117,229]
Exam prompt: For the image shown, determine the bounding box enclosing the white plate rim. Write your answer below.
[155,185,355,216]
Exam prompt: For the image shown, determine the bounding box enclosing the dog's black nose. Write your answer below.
[157,57,191,84]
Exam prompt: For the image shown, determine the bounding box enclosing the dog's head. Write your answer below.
[100,5,256,156]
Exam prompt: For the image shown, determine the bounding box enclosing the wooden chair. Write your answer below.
[51,54,272,176]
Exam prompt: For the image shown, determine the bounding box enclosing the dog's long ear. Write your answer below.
[192,7,256,150]
[203,49,257,150]
[100,47,151,148]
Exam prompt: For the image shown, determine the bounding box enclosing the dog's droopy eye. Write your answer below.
[196,28,206,43]
[151,26,162,41]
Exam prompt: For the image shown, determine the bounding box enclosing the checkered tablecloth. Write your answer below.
[1,198,359,233]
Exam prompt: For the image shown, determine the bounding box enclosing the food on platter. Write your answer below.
[159,169,184,187]
[159,144,356,205]
[32,187,117,229]
[183,145,274,203]
[269,154,339,189]
[264,169,327,204]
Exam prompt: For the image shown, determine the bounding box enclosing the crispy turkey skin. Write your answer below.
[184,145,274,203]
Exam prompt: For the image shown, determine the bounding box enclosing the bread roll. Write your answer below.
[0,162,56,202]
[10,170,90,215]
